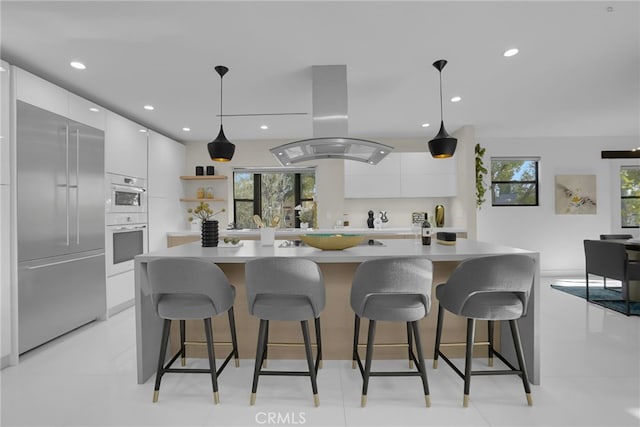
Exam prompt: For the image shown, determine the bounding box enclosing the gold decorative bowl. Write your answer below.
[299,233,365,250]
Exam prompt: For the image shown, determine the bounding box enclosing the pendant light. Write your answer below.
[428,59,457,158]
[207,65,235,162]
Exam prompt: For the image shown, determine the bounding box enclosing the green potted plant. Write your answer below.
[475,143,487,209]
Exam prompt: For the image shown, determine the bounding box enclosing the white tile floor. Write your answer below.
[2,276,639,427]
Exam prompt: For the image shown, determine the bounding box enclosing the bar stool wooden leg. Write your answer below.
[180,320,186,366]
[228,307,240,367]
[463,318,476,407]
[203,318,220,404]
[262,320,269,369]
[433,304,444,369]
[407,322,414,369]
[352,315,360,369]
[509,319,533,406]
[153,319,171,403]
[410,321,431,407]
[361,319,377,407]
[301,320,320,407]
[250,319,268,405]
[487,320,494,367]
[314,317,323,370]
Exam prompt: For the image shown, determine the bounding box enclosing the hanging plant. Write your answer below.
[475,143,487,208]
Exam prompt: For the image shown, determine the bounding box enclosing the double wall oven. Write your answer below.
[106,173,148,277]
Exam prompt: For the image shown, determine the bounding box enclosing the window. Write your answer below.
[491,158,539,206]
[233,168,316,229]
[620,166,640,228]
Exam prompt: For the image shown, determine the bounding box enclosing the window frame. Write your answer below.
[620,165,640,229]
[490,157,540,207]
[232,167,316,228]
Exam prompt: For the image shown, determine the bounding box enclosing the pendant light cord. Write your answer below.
[439,71,444,122]
[219,75,224,126]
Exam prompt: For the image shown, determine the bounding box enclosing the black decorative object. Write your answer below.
[428,59,457,159]
[207,65,235,162]
[201,220,219,247]
[206,166,215,175]
[195,166,204,176]
[367,210,375,228]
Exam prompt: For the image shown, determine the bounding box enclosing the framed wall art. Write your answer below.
[555,174,597,214]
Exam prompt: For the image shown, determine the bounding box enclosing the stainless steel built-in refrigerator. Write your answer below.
[17,100,106,354]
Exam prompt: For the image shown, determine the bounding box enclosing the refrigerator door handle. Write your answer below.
[65,124,70,246]
[24,253,105,270]
[75,128,80,245]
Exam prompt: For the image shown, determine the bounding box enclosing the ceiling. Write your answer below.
[2,1,639,145]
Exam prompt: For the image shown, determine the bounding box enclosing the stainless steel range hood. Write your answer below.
[270,65,393,165]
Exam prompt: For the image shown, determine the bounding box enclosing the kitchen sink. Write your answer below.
[278,239,385,248]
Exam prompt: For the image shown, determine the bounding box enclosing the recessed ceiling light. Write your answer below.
[89,107,99,112]
[379,150,385,154]
[139,129,147,133]
[143,105,154,111]
[70,61,86,70]
[260,125,269,130]
[421,123,430,128]
[182,127,191,132]
[504,48,519,57]
[451,96,461,103]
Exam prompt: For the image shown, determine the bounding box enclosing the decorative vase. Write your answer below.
[435,205,445,227]
[201,220,219,247]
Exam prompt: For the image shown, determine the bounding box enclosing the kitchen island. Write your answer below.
[135,239,539,385]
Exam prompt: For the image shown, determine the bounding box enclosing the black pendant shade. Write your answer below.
[208,125,235,162]
[207,65,235,162]
[428,59,457,159]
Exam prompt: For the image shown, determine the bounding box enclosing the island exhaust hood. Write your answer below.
[270,65,393,165]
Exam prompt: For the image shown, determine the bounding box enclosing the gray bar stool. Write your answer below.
[147,257,239,404]
[433,254,535,407]
[350,257,433,407]
[245,257,325,407]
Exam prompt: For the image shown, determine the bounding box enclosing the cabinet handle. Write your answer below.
[75,128,80,245]
[65,125,70,246]
[25,253,105,270]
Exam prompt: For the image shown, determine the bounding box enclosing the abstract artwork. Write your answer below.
[555,175,597,214]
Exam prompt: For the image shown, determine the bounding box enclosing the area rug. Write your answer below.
[550,283,640,316]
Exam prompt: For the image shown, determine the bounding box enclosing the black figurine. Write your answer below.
[367,210,375,228]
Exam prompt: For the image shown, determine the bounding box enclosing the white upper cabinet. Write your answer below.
[105,111,148,178]
[344,152,457,198]
[1,61,10,185]
[147,130,185,252]
[147,130,185,198]
[68,92,105,131]
[344,154,401,198]
[15,68,68,117]
[14,67,105,132]
[399,153,457,197]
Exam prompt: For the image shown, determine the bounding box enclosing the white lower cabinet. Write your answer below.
[106,270,135,316]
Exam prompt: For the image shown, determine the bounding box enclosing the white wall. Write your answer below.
[184,134,473,230]
[476,136,640,275]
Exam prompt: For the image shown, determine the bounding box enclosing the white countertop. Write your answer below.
[139,238,533,263]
